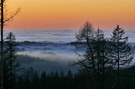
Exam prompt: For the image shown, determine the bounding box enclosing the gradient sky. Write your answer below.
[5,0,135,30]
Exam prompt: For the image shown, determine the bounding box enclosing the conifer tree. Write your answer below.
[3,32,19,89]
[109,25,134,88]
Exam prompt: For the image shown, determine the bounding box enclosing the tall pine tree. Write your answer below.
[109,25,134,88]
[3,32,19,89]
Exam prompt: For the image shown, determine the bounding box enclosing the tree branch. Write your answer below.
[4,8,20,23]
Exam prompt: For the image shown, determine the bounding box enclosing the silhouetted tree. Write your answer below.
[30,71,40,89]
[109,25,134,88]
[40,71,47,89]
[94,29,108,89]
[3,32,19,89]
[0,1,20,89]
[76,21,96,75]
[75,22,111,89]
[67,70,73,79]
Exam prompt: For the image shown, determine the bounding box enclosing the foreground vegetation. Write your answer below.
[15,66,135,89]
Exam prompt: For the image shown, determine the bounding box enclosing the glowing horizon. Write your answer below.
[5,0,135,30]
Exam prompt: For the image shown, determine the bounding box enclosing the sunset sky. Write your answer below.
[5,0,135,30]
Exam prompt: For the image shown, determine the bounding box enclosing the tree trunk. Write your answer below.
[1,0,4,89]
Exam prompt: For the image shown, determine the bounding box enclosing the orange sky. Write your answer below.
[5,0,135,30]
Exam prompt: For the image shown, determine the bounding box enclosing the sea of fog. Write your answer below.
[3,30,135,73]
[4,30,135,43]
[4,30,77,43]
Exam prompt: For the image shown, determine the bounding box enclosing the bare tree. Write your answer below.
[0,0,20,89]
[76,21,96,76]
[75,22,110,89]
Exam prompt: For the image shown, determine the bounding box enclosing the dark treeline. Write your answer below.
[15,66,135,89]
